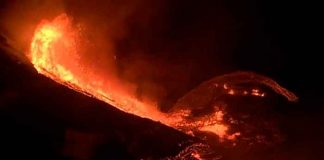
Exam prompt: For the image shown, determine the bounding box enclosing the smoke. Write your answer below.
[62,0,171,107]
[0,0,165,106]
[0,0,235,111]
[0,0,65,51]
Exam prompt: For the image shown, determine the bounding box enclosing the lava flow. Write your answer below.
[28,13,236,141]
[29,13,170,123]
[28,13,298,143]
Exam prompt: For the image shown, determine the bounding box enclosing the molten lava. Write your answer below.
[29,13,236,141]
[29,14,299,144]
[29,14,169,124]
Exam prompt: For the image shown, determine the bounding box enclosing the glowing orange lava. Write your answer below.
[29,13,237,141]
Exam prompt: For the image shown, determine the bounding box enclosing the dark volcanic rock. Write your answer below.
[0,44,193,160]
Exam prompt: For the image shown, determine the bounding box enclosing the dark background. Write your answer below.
[0,0,322,159]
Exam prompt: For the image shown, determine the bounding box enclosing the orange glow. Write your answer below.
[29,14,237,141]
[228,89,235,95]
[198,111,240,140]
[200,123,228,139]
[251,88,265,97]
[191,153,202,160]
[223,83,228,89]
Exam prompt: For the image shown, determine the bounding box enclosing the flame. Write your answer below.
[29,13,236,141]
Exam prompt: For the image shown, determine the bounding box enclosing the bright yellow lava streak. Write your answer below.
[30,14,171,125]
